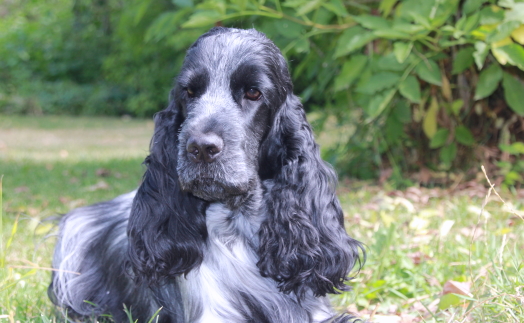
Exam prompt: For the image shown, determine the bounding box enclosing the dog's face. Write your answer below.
[128,28,363,296]
[175,29,290,203]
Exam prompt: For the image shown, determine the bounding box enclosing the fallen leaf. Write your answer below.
[418,209,440,218]
[27,207,40,216]
[424,275,441,287]
[412,297,439,314]
[409,217,430,233]
[68,199,87,209]
[467,205,491,218]
[59,196,71,204]
[443,280,472,297]
[407,251,430,265]
[86,180,109,191]
[392,197,416,213]
[460,227,484,239]
[439,220,455,237]
[345,304,359,316]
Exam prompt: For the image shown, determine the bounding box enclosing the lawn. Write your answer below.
[1,115,523,322]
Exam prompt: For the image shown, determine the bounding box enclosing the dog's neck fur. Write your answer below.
[208,182,264,244]
[178,184,333,323]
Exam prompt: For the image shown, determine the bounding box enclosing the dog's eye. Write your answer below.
[245,88,261,101]
[186,88,195,98]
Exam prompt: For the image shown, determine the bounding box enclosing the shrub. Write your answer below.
[2,0,523,184]
[167,0,524,184]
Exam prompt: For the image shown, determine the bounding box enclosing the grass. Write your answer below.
[1,115,152,321]
[336,182,524,322]
[1,114,523,322]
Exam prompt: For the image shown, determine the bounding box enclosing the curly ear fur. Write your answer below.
[127,94,208,284]
[257,94,364,297]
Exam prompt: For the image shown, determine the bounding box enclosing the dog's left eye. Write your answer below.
[245,88,261,101]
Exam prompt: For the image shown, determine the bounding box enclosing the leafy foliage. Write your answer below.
[1,0,524,183]
[171,0,524,183]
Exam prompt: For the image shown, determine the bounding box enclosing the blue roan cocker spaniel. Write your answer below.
[49,27,364,323]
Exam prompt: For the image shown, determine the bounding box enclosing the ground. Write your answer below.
[0,115,523,322]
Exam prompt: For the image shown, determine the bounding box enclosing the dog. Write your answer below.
[49,27,364,323]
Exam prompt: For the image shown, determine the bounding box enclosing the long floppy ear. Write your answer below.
[257,94,364,297]
[127,92,208,284]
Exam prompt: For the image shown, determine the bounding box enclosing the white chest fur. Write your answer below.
[178,203,266,322]
[177,203,333,323]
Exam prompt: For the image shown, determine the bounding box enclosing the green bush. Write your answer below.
[1,0,523,184]
[0,0,121,115]
[168,0,524,183]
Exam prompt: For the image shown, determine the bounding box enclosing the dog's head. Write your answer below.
[174,28,289,205]
[128,27,363,297]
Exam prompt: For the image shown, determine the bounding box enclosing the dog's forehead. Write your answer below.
[187,32,273,75]
[177,29,291,99]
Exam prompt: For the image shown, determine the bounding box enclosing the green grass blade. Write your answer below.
[0,175,3,268]
[5,214,18,251]
[147,307,163,323]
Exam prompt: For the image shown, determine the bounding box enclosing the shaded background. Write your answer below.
[1,0,524,185]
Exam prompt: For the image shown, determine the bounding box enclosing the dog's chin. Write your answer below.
[179,178,252,209]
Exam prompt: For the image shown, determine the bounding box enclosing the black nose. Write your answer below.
[186,133,224,163]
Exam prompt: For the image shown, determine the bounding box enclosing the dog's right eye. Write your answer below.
[245,88,261,101]
[186,88,195,98]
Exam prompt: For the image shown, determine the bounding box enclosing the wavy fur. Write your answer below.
[258,95,363,298]
[49,27,364,323]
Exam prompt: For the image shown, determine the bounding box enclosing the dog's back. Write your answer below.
[49,191,183,322]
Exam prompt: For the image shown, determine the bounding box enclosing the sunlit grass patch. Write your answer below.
[0,115,153,162]
[1,115,523,322]
[334,177,524,322]
[1,115,151,321]
[1,158,147,321]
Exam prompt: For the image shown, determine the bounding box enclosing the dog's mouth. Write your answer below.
[178,175,251,202]
[176,137,258,204]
